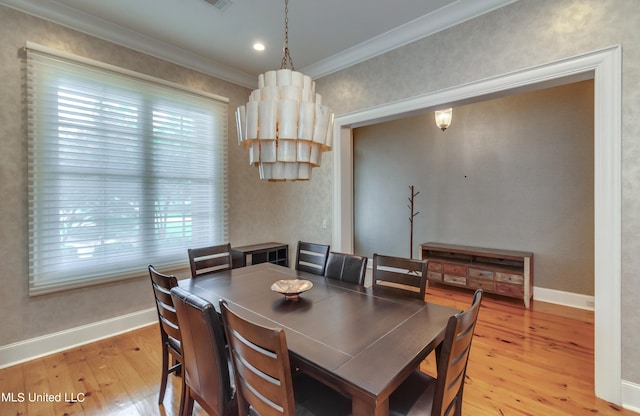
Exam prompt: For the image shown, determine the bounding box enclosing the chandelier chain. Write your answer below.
[280,0,295,70]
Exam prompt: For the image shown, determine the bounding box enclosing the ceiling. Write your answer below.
[1,0,518,88]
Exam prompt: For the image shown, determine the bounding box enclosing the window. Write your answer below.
[26,44,228,295]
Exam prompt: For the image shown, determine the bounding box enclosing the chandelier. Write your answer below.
[235,0,333,181]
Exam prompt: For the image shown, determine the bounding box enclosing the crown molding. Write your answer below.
[301,0,520,79]
[0,0,518,87]
[0,0,257,88]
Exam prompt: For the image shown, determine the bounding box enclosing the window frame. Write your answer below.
[25,42,229,295]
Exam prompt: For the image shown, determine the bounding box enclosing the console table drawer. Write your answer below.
[468,278,495,291]
[444,274,467,285]
[468,268,494,280]
[443,263,467,276]
[495,272,524,285]
[421,242,533,308]
[427,271,443,281]
[496,282,525,298]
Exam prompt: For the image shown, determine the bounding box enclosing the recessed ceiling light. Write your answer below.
[253,42,265,52]
[202,0,233,12]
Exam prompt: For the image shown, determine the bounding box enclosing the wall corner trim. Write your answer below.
[622,380,640,413]
[0,308,156,369]
[533,287,595,311]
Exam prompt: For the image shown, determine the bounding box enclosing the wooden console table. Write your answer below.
[231,242,288,268]
[420,242,533,308]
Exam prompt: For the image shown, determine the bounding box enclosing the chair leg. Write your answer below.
[453,397,463,416]
[158,344,169,404]
[435,343,443,376]
[182,388,195,416]
[454,382,465,416]
[177,374,186,416]
[172,356,182,376]
[237,394,251,416]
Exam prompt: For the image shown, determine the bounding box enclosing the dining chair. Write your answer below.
[147,265,185,410]
[324,251,368,286]
[170,287,237,416]
[295,241,330,276]
[389,289,483,416]
[372,253,428,300]
[219,300,351,416]
[187,242,233,277]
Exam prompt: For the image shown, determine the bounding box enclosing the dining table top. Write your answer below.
[178,262,459,416]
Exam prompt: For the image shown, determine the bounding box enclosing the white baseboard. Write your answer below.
[623,380,640,413]
[0,308,156,369]
[534,286,595,311]
[2,299,636,410]
[0,287,599,368]
[366,262,595,311]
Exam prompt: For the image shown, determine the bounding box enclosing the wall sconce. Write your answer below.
[435,108,453,131]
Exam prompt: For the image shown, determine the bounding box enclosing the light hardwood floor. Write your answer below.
[0,284,637,416]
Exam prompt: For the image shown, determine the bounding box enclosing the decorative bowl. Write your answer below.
[271,279,313,300]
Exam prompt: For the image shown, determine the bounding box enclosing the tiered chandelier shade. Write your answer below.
[235,68,333,181]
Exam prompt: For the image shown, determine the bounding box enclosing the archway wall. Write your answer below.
[312,0,638,407]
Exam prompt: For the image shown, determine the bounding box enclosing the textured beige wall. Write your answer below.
[353,80,594,295]
[1,0,639,388]
[0,5,265,345]
[314,0,640,385]
[0,3,332,347]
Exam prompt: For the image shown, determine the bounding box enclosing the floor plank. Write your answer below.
[424,284,635,416]
[0,284,637,415]
[0,363,28,415]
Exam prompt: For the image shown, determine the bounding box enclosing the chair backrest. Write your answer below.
[295,241,330,276]
[433,289,483,416]
[372,254,427,300]
[188,243,233,277]
[220,300,296,416]
[170,287,235,416]
[148,265,181,345]
[324,252,368,286]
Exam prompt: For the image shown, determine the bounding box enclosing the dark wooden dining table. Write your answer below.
[178,262,459,416]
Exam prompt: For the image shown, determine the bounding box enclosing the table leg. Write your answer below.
[352,395,388,416]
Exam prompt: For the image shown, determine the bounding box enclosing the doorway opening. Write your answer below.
[331,46,621,404]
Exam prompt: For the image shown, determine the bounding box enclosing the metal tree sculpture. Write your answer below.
[408,185,420,258]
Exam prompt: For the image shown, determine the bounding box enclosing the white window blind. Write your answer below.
[26,44,229,295]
